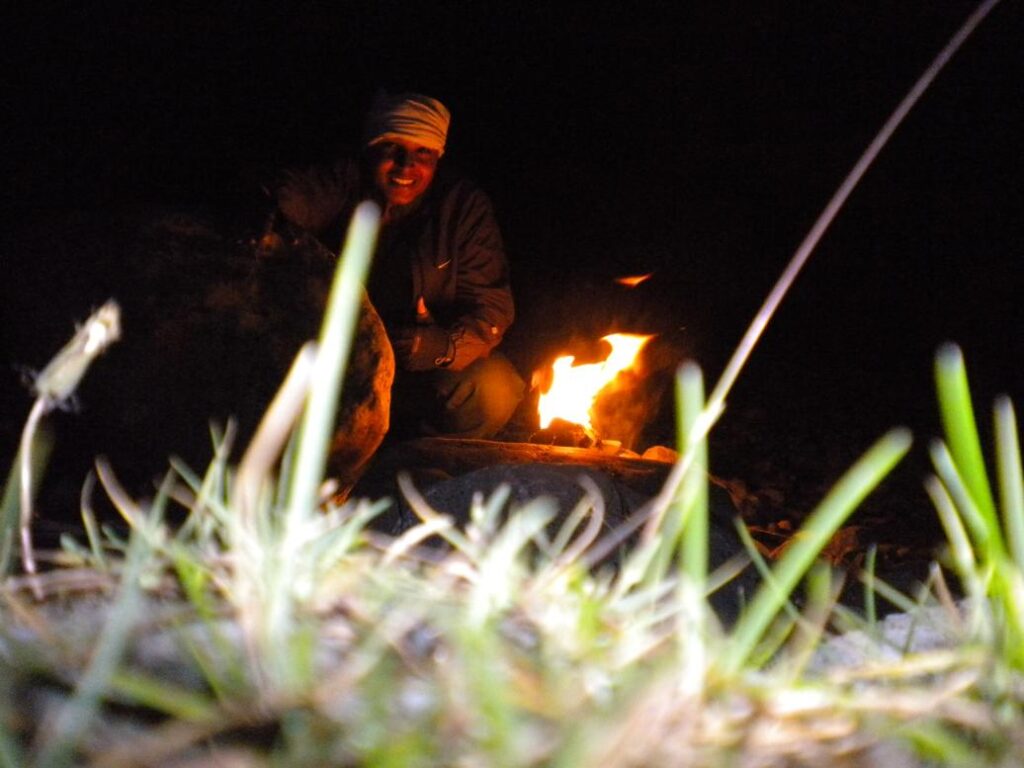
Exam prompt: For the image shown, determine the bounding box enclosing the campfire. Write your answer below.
[532,333,653,450]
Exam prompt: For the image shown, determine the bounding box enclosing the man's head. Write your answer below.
[362,92,450,208]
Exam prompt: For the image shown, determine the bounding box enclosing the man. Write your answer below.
[276,92,524,439]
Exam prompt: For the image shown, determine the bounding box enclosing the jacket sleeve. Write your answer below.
[446,187,515,371]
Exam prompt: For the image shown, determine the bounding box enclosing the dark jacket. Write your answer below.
[277,158,514,371]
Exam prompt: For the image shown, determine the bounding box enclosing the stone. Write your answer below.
[367,446,757,623]
[4,206,394,522]
[327,290,394,499]
[389,462,645,536]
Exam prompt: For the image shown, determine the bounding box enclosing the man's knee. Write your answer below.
[437,354,525,438]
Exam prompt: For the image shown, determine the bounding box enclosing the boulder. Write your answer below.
[368,448,756,623]
[3,206,394,524]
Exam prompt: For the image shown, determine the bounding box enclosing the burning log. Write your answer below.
[535,333,653,438]
[530,417,598,448]
[527,330,656,456]
[356,436,676,501]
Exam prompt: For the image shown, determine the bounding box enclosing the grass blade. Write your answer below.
[34,527,149,767]
[287,201,380,522]
[645,363,707,588]
[935,343,998,526]
[929,439,998,558]
[234,342,317,526]
[108,670,219,723]
[725,428,912,674]
[994,396,1024,568]
[677,362,708,591]
[0,723,22,768]
[926,476,987,635]
[0,424,53,577]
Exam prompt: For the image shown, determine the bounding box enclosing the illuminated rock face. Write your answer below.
[327,290,394,500]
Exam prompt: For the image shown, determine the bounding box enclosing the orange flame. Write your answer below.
[537,333,653,431]
[614,272,654,288]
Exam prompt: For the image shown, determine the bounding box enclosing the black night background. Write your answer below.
[3,2,1021,549]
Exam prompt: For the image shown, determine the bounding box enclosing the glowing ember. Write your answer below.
[537,333,653,431]
[614,273,654,288]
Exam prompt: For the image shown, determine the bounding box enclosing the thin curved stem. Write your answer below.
[19,396,49,597]
[704,0,1002,435]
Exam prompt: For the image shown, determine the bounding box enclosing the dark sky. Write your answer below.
[5,1,1022,451]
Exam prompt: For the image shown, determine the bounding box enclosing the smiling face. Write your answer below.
[367,138,440,208]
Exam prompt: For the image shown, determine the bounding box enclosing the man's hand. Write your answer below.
[392,325,452,371]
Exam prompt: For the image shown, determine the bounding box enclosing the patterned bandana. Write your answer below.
[362,92,451,155]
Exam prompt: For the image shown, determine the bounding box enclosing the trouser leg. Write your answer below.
[391,352,525,439]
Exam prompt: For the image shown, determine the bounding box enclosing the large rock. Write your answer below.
[3,206,393,525]
[326,289,394,498]
[376,454,756,623]
[389,462,646,535]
